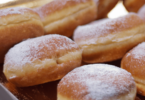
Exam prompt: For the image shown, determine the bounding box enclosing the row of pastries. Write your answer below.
[1,0,145,100]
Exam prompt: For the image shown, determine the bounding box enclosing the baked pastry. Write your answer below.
[123,0,145,12]
[33,0,97,37]
[94,0,119,19]
[73,13,145,63]
[121,42,145,96]
[3,34,82,87]
[0,7,44,63]
[138,5,145,22]
[57,64,136,100]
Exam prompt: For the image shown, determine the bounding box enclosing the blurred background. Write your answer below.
[0,0,53,9]
[0,0,128,18]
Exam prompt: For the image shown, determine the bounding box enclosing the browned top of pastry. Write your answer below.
[73,13,144,45]
[58,64,136,100]
[0,7,41,26]
[4,34,80,67]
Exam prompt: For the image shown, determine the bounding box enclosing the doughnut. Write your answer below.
[0,7,44,63]
[121,42,145,96]
[33,0,97,37]
[3,34,82,87]
[57,64,136,100]
[94,0,119,19]
[73,13,145,63]
[138,5,145,22]
[123,0,145,12]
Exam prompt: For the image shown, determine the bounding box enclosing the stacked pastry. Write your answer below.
[2,0,145,100]
[1,0,97,88]
[0,0,98,88]
[72,11,145,98]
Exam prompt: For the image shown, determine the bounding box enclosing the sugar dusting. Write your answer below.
[60,64,135,100]
[0,7,32,17]
[4,34,79,67]
[73,13,143,45]
[129,42,145,60]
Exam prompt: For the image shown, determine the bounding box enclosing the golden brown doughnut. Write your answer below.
[73,13,145,63]
[57,64,136,100]
[123,0,145,12]
[3,34,82,87]
[33,0,97,37]
[121,42,145,96]
[94,0,119,19]
[138,4,145,22]
[0,7,44,63]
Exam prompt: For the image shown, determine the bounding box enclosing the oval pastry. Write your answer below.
[73,13,145,63]
[121,42,145,96]
[57,64,136,100]
[3,34,82,87]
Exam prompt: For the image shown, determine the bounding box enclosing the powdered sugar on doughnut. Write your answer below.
[59,64,135,100]
[121,42,145,74]
[73,13,144,45]
[0,7,32,17]
[138,5,145,22]
[128,42,145,60]
[4,34,79,67]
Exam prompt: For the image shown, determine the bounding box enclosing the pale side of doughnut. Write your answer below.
[57,64,136,100]
[34,0,97,37]
[0,7,44,63]
[138,5,145,22]
[73,13,145,63]
[3,34,82,87]
[94,0,119,19]
[121,42,145,96]
[123,0,145,12]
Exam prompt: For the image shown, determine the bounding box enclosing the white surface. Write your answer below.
[108,1,128,18]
